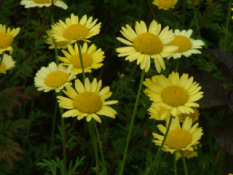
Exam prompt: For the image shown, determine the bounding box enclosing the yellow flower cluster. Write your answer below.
[0,24,20,74]
[32,12,118,123]
[116,19,205,156]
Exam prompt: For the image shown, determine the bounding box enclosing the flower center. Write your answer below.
[166,128,192,149]
[167,35,192,53]
[159,0,175,7]
[45,71,68,88]
[33,0,55,3]
[0,62,6,70]
[133,33,163,55]
[73,92,102,113]
[0,32,13,49]
[161,85,189,107]
[70,53,93,69]
[63,24,89,41]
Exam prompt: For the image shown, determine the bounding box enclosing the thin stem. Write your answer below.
[50,99,58,157]
[77,42,99,173]
[119,70,145,175]
[174,151,177,175]
[145,116,173,175]
[0,53,3,65]
[194,0,222,35]
[60,109,67,175]
[90,121,99,175]
[51,9,67,174]
[182,0,186,28]
[181,150,188,175]
[191,0,200,35]
[146,0,156,20]
[223,0,233,51]
[77,42,86,81]
[94,122,107,175]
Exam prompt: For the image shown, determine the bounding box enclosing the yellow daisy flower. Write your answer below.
[34,62,76,92]
[116,20,177,73]
[178,108,200,123]
[0,24,20,55]
[148,104,171,121]
[0,54,15,74]
[51,14,101,44]
[20,0,68,10]
[167,29,204,59]
[152,0,178,10]
[57,78,118,123]
[144,72,203,116]
[58,42,104,74]
[152,117,203,154]
[175,146,198,160]
[45,30,70,49]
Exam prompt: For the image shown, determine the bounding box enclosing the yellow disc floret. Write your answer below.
[63,24,89,41]
[70,53,93,69]
[45,71,68,88]
[166,128,192,149]
[133,33,163,55]
[73,92,102,113]
[167,35,192,53]
[158,0,175,7]
[0,33,13,49]
[161,85,189,107]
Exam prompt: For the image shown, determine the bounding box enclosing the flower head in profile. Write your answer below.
[20,0,68,10]
[51,14,101,44]
[152,0,178,10]
[34,62,76,92]
[148,104,171,121]
[57,78,118,123]
[175,145,199,160]
[144,72,203,117]
[59,42,104,74]
[0,24,20,55]
[0,54,15,74]
[152,117,203,153]
[116,20,177,72]
[167,29,204,59]
[45,30,70,49]
[178,108,200,123]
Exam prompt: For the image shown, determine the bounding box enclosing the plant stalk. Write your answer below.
[145,116,173,175]
[119,70,145,175]
[181,150,188,175]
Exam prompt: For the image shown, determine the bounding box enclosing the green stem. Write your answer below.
[182,0,186,28]
[146,0,156,20]
[119,70,145,175]
[90,121,99,174]
[223,0,233,51]
[0,53,3,65]
[145,116,173,175]
[50,99,58,157]
[60,109,67,175]
[77,41,99,173]
[51,9,66,174]
[174,151,177,175]
[94,122,107,175]
[181,150,188,175]
[191,0,200,35]
[77,42,86,81]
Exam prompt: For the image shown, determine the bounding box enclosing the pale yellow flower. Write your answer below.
[57,78,118,123]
